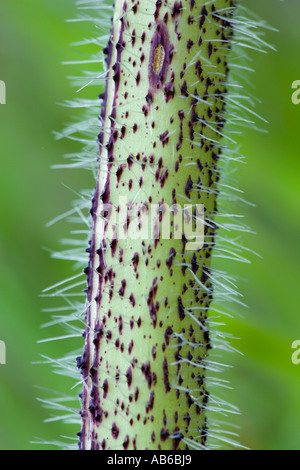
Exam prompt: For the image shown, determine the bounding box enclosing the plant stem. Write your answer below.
[78,0,237,450]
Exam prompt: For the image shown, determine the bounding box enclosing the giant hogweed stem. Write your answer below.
[42,0,273,451]
[78,0,237,450]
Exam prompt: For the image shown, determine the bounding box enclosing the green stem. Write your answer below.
[78,0,236,450]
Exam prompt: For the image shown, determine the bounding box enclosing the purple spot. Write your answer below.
[177,296,185,320]
[185,175,193,198]
[103,379,108,399]
[163,358,171,392]
[148,21,173,92]
[112,423,119,439]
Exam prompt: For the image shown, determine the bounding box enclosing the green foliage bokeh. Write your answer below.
[0,0,300,450]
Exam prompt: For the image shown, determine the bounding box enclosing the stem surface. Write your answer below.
[78,0,236,450]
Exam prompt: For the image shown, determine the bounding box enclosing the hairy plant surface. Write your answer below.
[79,0,236,451]
[42,0,272,451]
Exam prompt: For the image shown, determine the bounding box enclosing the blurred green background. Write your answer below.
[0,0,300,450]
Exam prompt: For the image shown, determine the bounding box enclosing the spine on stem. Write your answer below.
[78,0,237,450]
